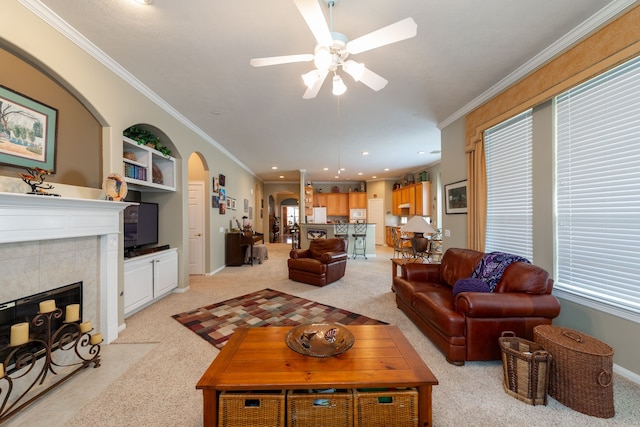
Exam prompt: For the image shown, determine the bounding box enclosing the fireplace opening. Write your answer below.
[0,282,83,372]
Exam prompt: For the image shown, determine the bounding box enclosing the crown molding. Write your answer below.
[438,0,638,129]
[17,0,256,178]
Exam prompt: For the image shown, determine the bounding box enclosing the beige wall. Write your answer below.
[0,48,102,187]
[440,117,467,251]
[1,2,262,323]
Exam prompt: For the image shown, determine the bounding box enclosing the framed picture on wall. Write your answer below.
[212,195,219,208]
[212,177,219,193]
[0,86,58,171]
[444,180,468,214]
[219,174,226,187]
[244,198,249,212]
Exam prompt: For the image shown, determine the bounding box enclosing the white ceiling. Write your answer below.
[30,0,629,183]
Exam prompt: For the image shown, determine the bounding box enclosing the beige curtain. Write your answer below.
[466,136,486,251]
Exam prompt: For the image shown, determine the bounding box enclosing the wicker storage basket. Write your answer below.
[287,389,353,427]
[218,390,285,427]
[353,388,418,427]
[499,331,551,405]
[533,325,614,418]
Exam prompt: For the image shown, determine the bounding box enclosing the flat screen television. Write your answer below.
[124,202,159,250]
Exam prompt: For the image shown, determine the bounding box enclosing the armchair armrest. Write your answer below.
[455,293,561,318]
[320,251,348,264]
[402,263,441,282]
[290,249,311,259]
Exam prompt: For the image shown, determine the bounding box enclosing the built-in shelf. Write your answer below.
[122,136,176,192]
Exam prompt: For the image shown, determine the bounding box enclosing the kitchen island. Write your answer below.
[298,223,376,258]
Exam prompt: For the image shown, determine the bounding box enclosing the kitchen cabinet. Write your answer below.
[415,182,432,216]
[327,193,348,216]
[122,136,176,192]
[124,248,178,317]
[392,189,401,215]
[392,182,431,216]
[348,192,367,210]
[314,193,328,208]
[314,193,349,217]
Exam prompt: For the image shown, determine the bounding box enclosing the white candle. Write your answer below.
[10,322,29,346]
[0,363,4,378]
[39,299,56,314]
[79,321,92,333]
[90,333,102,345]
[65,304,80,322]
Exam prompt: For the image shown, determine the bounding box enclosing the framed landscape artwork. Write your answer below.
[0,86,58,171]
[444,180,468,214]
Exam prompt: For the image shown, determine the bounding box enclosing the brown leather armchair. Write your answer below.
[288,238,348,286]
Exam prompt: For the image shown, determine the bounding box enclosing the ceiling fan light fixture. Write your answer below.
[343,60,365,81]
[332,74,347,96]
[314,46,332,71]
[302,70,320,89]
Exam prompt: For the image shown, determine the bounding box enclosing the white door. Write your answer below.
[188,182,205,275]
[368,198,385,245]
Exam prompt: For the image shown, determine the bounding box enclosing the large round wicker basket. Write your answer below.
[533,325,614,418]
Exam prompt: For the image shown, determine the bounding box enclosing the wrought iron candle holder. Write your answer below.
[0,307,101,423]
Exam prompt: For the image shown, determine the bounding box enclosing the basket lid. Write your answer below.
[534,325,614,357]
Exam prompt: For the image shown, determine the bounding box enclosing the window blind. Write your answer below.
[484,110,533,261]
[556,55,640,321]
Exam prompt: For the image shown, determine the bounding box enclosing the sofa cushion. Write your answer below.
[309,238,346,259]
[440,248,485,287]
[452,278,490,297]
[413,290,465,337]
[287,258,326,274]
[470,252,530,291]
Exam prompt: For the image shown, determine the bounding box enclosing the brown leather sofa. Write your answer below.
[393,248,561,365]
[288,238,348,286]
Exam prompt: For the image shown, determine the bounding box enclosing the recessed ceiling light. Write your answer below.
[340,168,345,171]
[358,172,363,176]
[323,167,329,171]
[430,150,441,154]
[372,176,377,179]
[271,166,278,170]
[417,151,425,155]
[384,168,389,171]
[334,175,339,179]
[279,175,284,179]
[361,151,369,156]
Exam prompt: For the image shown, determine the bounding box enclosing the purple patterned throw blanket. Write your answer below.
[470,252,530,292]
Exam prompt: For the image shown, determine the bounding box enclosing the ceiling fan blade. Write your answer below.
[294,0,333,47]
[250,54,314,67]
[346,17,417,55]
[358,67,388,91]
[303,69,329,99]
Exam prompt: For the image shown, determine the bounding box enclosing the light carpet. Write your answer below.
[12,243,639,426]
[172,288,387,349]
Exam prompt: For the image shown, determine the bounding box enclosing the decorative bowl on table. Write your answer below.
[285,323,355,357]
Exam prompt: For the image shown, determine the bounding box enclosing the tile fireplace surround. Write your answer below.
[0,192,132,344]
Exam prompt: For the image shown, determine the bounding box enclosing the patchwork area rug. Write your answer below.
[172,288,387,349]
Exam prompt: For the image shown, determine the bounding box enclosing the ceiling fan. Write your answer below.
[250,0,417,99]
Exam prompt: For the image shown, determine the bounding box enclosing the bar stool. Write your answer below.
[351,222,367,259]
[334,223,349,252]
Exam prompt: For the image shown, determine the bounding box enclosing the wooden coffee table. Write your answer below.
[197,324,438,427]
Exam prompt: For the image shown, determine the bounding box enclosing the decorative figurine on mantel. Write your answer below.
[18,166,59,196]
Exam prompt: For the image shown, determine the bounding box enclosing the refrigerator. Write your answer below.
[309,207,327,224]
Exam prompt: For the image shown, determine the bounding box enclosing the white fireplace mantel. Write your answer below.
[0,192,133,344]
